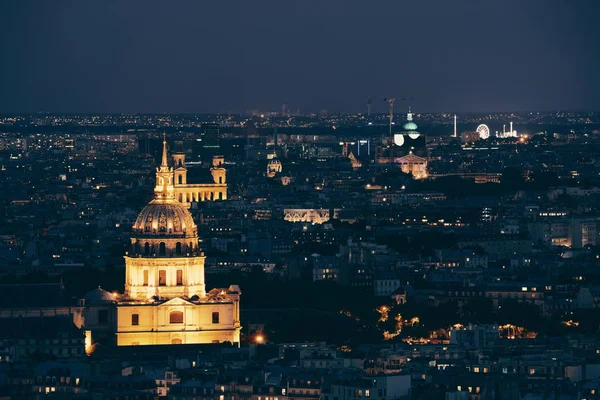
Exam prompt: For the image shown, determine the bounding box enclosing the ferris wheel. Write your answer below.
[476,124,490,139]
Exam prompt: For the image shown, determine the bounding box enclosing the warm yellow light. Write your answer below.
[85,330,93,355]
[255,334,264,344]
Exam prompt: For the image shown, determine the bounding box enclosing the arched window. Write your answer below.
[172,338,182,344]
[134,242,140,254]
[131,314,139,326]
[178,174,183,184]
[212,312,220,324]
[170,311,184,324]
[219,192,223,200]
[179,193,183,202]
[219,176,223,184]
[176,242,182,255]
[144,242,150,255]
[159,242,166,256]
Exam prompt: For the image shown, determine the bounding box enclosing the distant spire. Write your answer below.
[161,133,168,168]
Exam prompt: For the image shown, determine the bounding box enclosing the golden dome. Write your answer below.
[132,198,197,237]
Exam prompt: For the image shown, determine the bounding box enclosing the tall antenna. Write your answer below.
[367,97,372,117]
[383,98,397,140]
[453,114,457,137]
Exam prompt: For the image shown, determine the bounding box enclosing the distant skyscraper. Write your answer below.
[200,123,220,149]
[356,139,370,156]
[367,97,372,117]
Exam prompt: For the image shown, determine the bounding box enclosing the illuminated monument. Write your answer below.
[394,109,428,179]
[115,138,241,346]
[376,108,428,176]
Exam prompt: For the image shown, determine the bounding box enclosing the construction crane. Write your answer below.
[383,97,397,140]
[366,96,372,117]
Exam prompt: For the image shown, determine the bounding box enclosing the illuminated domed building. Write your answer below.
[377,108,427,164]
[394,108,422,146]
[115,138,241,346]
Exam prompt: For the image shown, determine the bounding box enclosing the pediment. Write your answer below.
[158,297,194,307]
[396,153,426,162]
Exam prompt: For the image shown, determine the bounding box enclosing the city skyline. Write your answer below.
[3,2,600,399]
[1,1,599,114]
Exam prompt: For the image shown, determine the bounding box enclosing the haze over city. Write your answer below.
[1,0,600,114]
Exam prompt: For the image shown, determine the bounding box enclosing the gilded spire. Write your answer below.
[161,132,168,168]
[154,132,175,200]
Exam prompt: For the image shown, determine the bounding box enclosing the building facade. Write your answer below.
[172,153,227,206]
[396,153,428,179]
[116,138,241,346]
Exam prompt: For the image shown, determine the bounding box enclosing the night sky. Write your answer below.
[1,1,599,114]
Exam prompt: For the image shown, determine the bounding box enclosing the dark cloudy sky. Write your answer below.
[0,1,598,113]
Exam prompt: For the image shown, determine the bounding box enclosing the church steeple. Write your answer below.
[161,133,168,168]
[154,133,175,200]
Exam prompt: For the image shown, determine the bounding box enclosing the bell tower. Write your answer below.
[210,155,226,185]
[172,153,187,186]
